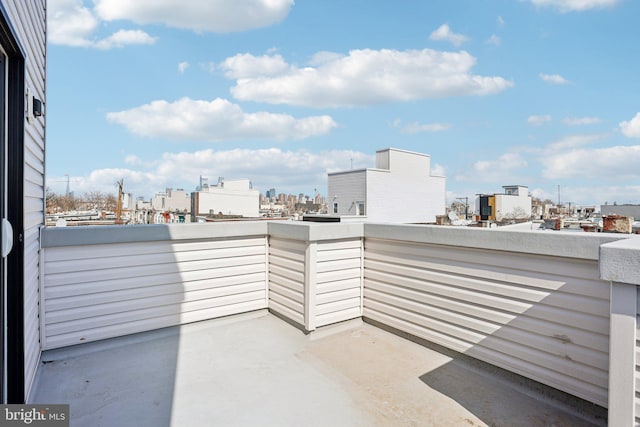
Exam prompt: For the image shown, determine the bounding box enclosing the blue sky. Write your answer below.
[47,0,640,206]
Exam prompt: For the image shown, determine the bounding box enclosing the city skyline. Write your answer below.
[46,0,640,205]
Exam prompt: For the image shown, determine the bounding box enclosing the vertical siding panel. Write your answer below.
[3,0,47,400]
[636,288,640,426]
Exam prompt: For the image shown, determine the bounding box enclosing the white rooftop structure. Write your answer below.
[328,148,446,223]
[191,178,259,219]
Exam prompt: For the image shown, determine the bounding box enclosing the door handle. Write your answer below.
[2,218,13,258]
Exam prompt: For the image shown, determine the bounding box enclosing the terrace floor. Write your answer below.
[31,310,606,426]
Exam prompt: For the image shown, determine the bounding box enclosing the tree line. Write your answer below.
[46,188,118,214]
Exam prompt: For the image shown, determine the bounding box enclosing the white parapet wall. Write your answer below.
[40,223,270,349]
[362,224,630,408]
[268,222,364,331]
[600,237,640,427]
[39,221,640,422]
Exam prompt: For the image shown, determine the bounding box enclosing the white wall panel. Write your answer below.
[363,237,610,407]
[3,0,47,401]
[42,236,268,349]
[315,239,362,327]
[268,237,306,327]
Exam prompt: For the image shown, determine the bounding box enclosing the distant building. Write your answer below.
[151,188,190,213]
[327,148,446,223]
[600,203,640,219]
[191,178,259,221]
[476,185,532,222]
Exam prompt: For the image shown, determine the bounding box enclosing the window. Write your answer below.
[333,202,338,214]
[357,202,365,216]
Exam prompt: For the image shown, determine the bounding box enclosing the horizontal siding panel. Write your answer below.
[316,268,361,285]
[46,275,266,312]
[364,308,607,407]
[45,244,266,274]
[365,289,607,370]
[317,258,361,273]
[45,254,265,287]
[269,237,306,253]
[366,239,604,295]
[317,239,362,251]
[47,289,266,336]
[365,279,607,352]
[317,278,361,295]
[269,255,305,274]
[268,246,305,263]
[46,264,265,299]
[317,247,361,262]
[316,287,361,305]
[46,299,266,349]
[317,297,361,316]
[269,300,304,326]
[363,237,609,407]
[44,238,266,262]
[364,268,608,334]
[42,236,268,349]
[269,263,304,284]
[316,307,361,327]
[269,282,304,305]
[269,290,304,316]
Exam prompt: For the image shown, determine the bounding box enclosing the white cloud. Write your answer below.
[539,73,571,85]
[48,0,99,47]
[456,152,528,183]
[530,0,621,12]
[48,0,156,49]
[475,152,527,172]
[431,163,446,177]
[219,53,291,79]
[486,35,501,45]
[542,145,640,179]
[219,50,514,108]
[396,122,452,134]
[546,133,606,150]
[530,187,555,201]
[93,0,294,33]
[178,61,190,74]
[527,115,552,126]
[620,112,640,138]
[429,24,469,47]
[497,16,505,27]
[48,148,376,199]
[562,116,602,126]
[95,29,156,49]
[106,97,337,141]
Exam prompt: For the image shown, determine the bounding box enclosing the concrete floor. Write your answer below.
[31,310,606,427]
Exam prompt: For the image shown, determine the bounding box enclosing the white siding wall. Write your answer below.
[42,234,268,350]
[363,236,610,407]
[365,170,445,223]
[494,193,532,221]
[315,239,362,327]
[636,289,640,426]
[327,171,366,216]
[268,237,306,327]
[3,0,46,400]
[194,186,259,218]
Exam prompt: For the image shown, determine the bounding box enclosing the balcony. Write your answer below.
[30,221,640,426]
